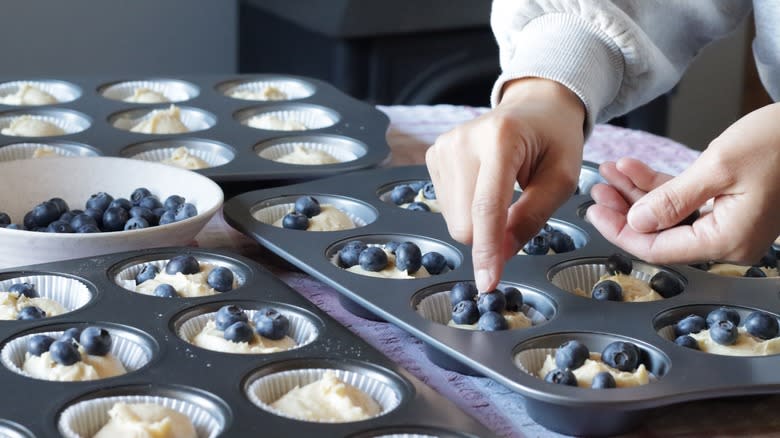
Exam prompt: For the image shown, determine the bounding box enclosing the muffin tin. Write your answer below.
[223,165,780,436]
[0,75,390,185]
[0,247,492,438]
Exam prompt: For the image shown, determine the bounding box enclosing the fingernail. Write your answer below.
[475,269,493,293]
[627,203,658,231]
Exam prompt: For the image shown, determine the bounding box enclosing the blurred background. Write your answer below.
[0,0,771,151]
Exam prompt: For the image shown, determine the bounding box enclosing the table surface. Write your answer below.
[195,105,780,437]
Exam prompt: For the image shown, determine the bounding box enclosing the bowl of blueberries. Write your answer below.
[0,157,223,267]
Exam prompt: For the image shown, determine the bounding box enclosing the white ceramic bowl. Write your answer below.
[0,157,223,268]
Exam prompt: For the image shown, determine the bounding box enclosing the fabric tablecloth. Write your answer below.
[195,105,780,437]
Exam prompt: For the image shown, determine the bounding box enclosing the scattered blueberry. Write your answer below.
[130,187,152,205]
[649,271,684,298]
[9,282,37,298]
[174,202,198,222]
[0,212,10,226]
[605,254,633,275]
[159,210,177,225]
[163,195,185,211]
[83,208,104,228]
[70,213,98,231]
[601,341,641,372]
[4,224,20,230]
[109,198,132,211]
[138,196,163,211]
[544,369,578,386]
[385,241,400,254]
[591,371,616,389]
[591,280,623,301]
[153,284,178,298]
[477,291,507,314]
[744,267,767,278]
[86,192,114,212]
[758,251,778,269]
[32,201,61,227]
[422,182,436,200]
[674,335,700,350]
[359,247,388,272]
[282,212,309,230]
[165,255,200,275]
[549,231,576,253]
[124,217,149,230]
[449,282,478,305]
[523,235,550,255]
[710,320,738,345]
[409,181,426,192]
[395,242,422,274]
[451,300,480,325]
[79,327,112,356]
[501,287,523,311]
[26,335,55,356]
[422,251,448,275]
[59,328,82,343]
[102,207,130,232]
[253,307,289,340]
[744,311,779,340]
[477,311,508,331]
[77,224,100,233]
[215,305,248,331]
[390,184,417,205]
[555,340,589,370]
[705,307,740,328]
[224,321,254,343]
[49,340,81,365]
[207,267,234,292]
[17,306,46,320]
[59,211,77,223]
[406,202,431,212]
[675,314,707,336]
[129,206,157,225]
[23,211,36,230]
[49,197,69,215]
[294,196,321,218]
[337,241,368,268]
[46,220,74,233]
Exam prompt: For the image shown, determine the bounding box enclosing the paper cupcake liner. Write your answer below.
[415,291,547,327]
[0,80,80,105]
[177,308,318,352]
[0,274,92,318]
[0,420,34,438]
[550,263,656,296]
[244,108,338,131]
[657,325,676,341]
[257,140,360,164]
[58,394,224,438]
[514,347,659,383]
[247,367,401,423]
[0,142,98,161]
[2,328,151,380]
[113,258,244,294]
[223,79,314,101]
[578,166,605,196]
[100,80,198,103]
[0,112,90,136]
[128,146,229,168]
[111,107,214,132]
[252,203,367,229]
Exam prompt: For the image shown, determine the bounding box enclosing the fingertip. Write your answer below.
[475,267,497,293]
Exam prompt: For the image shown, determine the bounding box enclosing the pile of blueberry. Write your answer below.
[691,249,778,278]
[674,307,779,349]
[0,187,197,233]
[135,255,235,298]
[337,240,450,276]
[26,326,114,366]
[281,196,326,230]
[522,223,578,255]
[213,305,290,343]
[448,282,524,331]
[389,180,436,212]
[588,254,684,301]
[6,283,48,321]
[544,340,645,389]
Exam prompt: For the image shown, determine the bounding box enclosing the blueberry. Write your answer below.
[384,241,400,254]
[477,291,507,314]
[744,311,779,340]
[591,371,616,389]
[705,307,740,328]
[674,209,700,227]
[59,328,82,343]
[47,220,74,233]
[26,335,55,356]
[86,192,114,212]
[406,202,431,212]
[282,212,309,230]
[451,300,480,325]
[555,340,589,370]
[49,340,81,365]
[540,223,555,234]
[390,184,417,205]
[153,284,178,298]
[253,307,289,340]
[758,251,778,269]
[523,234,550,255]
[744,267,767,278]
[0,212,10,226]
[215,305,248,331]
[165,255,200,275]
[48,197,69,216]
[69,213,98,231]
[152,208,166,223]
[77,224,100,233]
[9,282,37,298]
[649,271,684,298]
[224,321,254,343]
[674,335,700,350]
[549,231,576,253]
[138,195,163,211]
[544,369,578,386]
[207,267,234,292]
[502,287,523,311]
[477,311,508,331]
[108,198,132,211]
[130,187,152,205]
[83,208,104,228]
[422,182,436,200]
[606,253,632,275]
[32,201,61,227]
[675,314,707,336]
[17,306,46,320]
[174,203,198,221]
[710,320,738,345]
[163,195,185,211]
[70,209,84,215]
[23,211,36,230]
[59,211,77,223]
[294,196,321,218]
[102,207,130,232]
[4,224,21,230]
[449,282,477,305]
[591,280,623,301]
[129,206,157,226]
[124,217,149,230]
[601,341,641,372]
[358,247,388,272]
[395,242,422,274]
[409,181,426,192]
[422,251,448,275]
[79,327,112,356]
[337,241,368,268]
[159,210,177,225]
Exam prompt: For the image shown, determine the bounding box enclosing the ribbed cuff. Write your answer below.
[490,13,624,138]
[753,38,780,102]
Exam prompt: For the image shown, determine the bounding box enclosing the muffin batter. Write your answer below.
[93,403,197,438]
[0,84,58,105]
[160,146,209,170]
[574,274,663,302]
[688,327,780,356]
[448,311,532,330]
[271,204,355,232]
[230,86,287,101]
[274,145,340,165]
[400,189,441,213]
[247,115,307,131]
[0,291,66,320]
[23,344,126,381]
[270,370,381,422]
[191,319,296,354]
[130,105,189,134]
[123,87,169,104]
[706,263,779,277]
[345,248,432,279]
[537,352,650,388]
[131,263,236,298]
[32,147,60,158]
[1,116,65,137]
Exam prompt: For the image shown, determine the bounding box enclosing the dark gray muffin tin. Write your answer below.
[223,165,780,437]
[0,247,493,438]
[0,75,390,185]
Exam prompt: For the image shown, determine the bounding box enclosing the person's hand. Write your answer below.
[425,77,585,292]
[587,103,780,265]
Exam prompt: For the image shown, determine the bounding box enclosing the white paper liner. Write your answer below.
[257,140,360,164]
[224,79,314,101]
[550,263,655,296]
[0,275,92,318]
[0,80,79,105]
[578,167,605,195]
[113,258,245,294]
[415,291,547,328]
[0,113,89,136]
[658,325,676,341]
[177,308,318,353]
[58,394,224,438]
[244,109,337,131]
[0,143,97,161]
[100,80,196,102]
[246,367,401,423]
[252,203,367,230]
[128,146,230,168]
[111,107,213,132]
[513,347,657,383]
[1,329,151,380]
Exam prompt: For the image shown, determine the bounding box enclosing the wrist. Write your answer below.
[500,77,585,126]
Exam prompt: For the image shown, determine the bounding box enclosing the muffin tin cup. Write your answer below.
[58,393,225,438]
[238,104,340,131]
[217,77,316,101]
[99,79,199,103]
[0,274,93,318]
[112,256,247,295]
[255,135,366,165]
[0,420,34,438]
[0,141,99,160]
[0,80,81,105]
[110,106,216,133]
[0,109,91,137]
[121,139,234,169]
[251,196,375,230]
[414,291,548,327]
